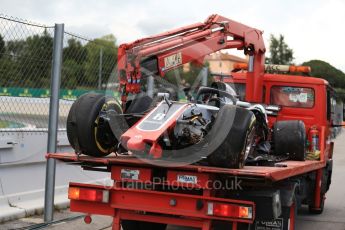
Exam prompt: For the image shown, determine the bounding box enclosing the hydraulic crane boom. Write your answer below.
[117,14,266,106]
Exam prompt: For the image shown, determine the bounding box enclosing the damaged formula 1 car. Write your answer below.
[66,81,305,169]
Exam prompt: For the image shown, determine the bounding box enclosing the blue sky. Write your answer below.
[2,0,345,71]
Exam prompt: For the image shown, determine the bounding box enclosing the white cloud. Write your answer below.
[1,0,344,71]
[284,0,345,70]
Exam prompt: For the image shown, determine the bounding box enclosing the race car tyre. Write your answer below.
[125,95,154,126]
[125,95,153,113]
[207,105,256,169]
[273,120,306,161]
[67,93,122,157]
[121,220,167,230]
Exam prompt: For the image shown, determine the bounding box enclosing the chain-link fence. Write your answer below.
[58,31,118,129]
[0,14,118,131]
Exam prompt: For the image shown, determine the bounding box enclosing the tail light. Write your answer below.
[68,187,109,203]
[207,202,253,219]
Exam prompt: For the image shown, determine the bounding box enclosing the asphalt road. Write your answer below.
[2,131,345,230]
[294,130,345,230]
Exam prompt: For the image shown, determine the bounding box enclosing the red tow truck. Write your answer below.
[49,14,337,230]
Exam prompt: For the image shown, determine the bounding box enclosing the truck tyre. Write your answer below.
[273,120,306,161]
[207,105,256,169]
[67,93,122,157]
[121,220,167,230]
[308,193,325,214]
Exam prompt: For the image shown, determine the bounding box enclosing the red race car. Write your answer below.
[66,81,305,169]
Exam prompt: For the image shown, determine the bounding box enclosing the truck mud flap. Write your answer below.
[254,218,284,230]
[252,203,294,230]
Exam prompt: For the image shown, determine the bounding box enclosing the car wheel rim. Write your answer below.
[244,127,256,160]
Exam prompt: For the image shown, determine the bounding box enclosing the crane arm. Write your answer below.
[117,14,266,105]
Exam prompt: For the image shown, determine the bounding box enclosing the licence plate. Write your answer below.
[121,169,140,180]
[164,52,182,70]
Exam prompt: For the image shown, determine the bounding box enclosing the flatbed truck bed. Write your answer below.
[48,152,329,230]
[48,153,325,182]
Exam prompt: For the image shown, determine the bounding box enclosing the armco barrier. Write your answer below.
[0,131,109,223]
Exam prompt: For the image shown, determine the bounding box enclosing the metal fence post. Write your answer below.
[98,47,103,90]
[44,23,64,222]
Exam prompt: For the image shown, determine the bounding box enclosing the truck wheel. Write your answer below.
[207,105,256,169]
[67,93,122,157]
[121,220,167,230]
[308,193,325,214]
[273,120,306,161]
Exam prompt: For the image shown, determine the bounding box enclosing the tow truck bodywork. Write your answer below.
[51,15,337,230]
[52,78,334,229]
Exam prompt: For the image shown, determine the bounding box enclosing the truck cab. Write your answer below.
[218,72,335,150]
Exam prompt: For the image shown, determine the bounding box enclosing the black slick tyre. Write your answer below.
[66,93,122,157]
[273,120,306,161]
[207,105,256,169]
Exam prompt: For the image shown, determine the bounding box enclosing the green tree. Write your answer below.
[6,40,26,57]
[303,59,345,102]
[84,34,118,89]
[61,38,88,89]
[17,29,53,88]
[302,60,345,88]
[0,32,119,90]
[0,34,4,59]
[0,39,27,87]
[266,34,294,65]
[63,38,87,64]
